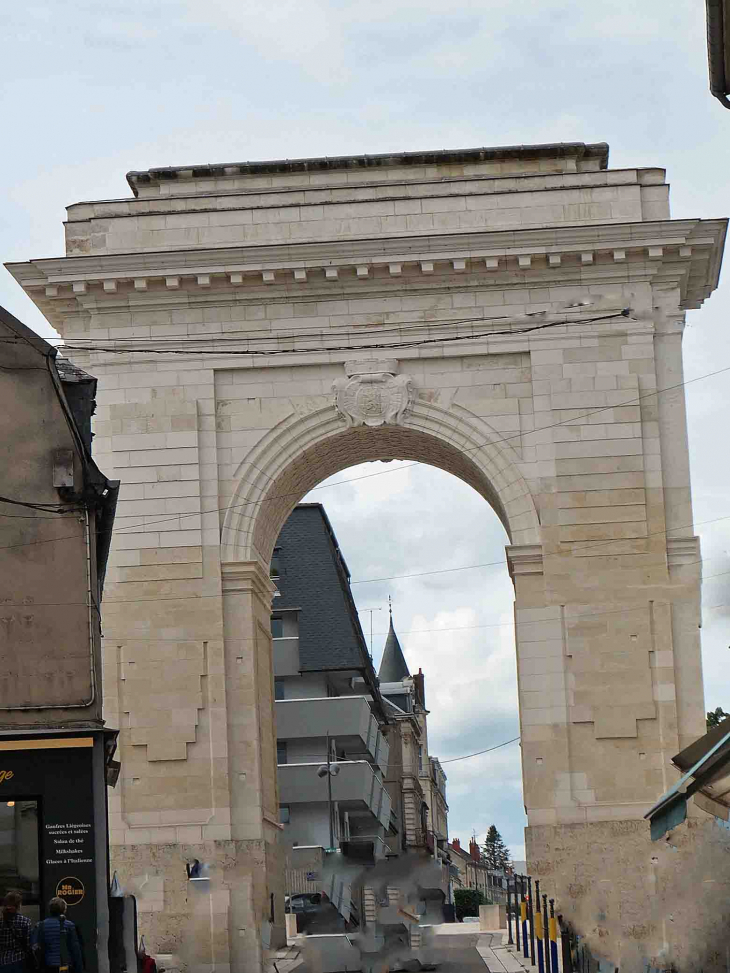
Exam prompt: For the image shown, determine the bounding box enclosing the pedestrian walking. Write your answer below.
[34,899,83,973]
[0,891,33,973]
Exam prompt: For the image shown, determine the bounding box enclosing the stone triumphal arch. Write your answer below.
[8,142,727,970]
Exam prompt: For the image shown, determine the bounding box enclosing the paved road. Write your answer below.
[294,929,494,971]
[430,931,487,969]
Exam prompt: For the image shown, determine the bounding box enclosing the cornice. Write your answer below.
[124,142,609,195]
[666,536,701,568]
[506,544,544,578]
[221,560,277,604]
[6,219,726,324]
[68,166,650,221]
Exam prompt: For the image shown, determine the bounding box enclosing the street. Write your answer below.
[430,930,488,970]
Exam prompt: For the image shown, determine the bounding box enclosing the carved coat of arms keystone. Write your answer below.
[333,359,415,428]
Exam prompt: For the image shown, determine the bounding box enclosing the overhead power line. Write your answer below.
[60,311,631,357]
[267,737,522,769]
[2,355,729,564]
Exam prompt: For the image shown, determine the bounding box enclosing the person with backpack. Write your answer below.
[0,891,32,973]
[34,899,83,973]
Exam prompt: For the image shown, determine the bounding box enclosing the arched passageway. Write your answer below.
[221,393,540,567]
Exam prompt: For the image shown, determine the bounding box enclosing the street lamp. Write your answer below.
[317,731,340,852]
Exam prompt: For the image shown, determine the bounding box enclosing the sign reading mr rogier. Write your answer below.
[0,740,98,970]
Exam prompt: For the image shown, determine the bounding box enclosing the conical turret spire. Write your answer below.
[378,602,410,682]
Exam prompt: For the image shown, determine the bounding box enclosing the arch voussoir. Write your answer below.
[221,397,540,566]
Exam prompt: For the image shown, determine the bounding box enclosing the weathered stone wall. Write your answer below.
[528,814,730,972]
[0,314,102,720]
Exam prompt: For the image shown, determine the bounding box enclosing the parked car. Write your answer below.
[285,892,344,933]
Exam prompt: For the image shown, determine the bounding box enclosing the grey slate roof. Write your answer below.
[378,615,410,682]
[273,504,380,691]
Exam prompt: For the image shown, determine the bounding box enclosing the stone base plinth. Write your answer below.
[480,903,507,930]
[527,816,730,972]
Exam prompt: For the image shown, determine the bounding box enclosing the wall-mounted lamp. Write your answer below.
[186,859,209,882]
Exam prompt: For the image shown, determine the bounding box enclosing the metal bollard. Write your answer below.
[521,876,529,960]
[549,899,559,973]
[507,883,514,945]
[542,893,551,973]
[528,876,536,967]
[535,880,544,973]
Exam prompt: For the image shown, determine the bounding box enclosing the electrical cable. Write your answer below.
[0,346,718,555]
[271,737,521,769]
[59,312,631,357]
[3,513,728,609]
[97,598,730,644]
[59,306,621,344]
[1,350,729,586]
[0,495,78,513]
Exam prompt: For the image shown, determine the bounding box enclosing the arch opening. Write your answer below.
[221,400,540,568]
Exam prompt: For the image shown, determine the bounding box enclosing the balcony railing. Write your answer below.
[273,637,299,676]
[276,696,389,773]
[278,760,392,829]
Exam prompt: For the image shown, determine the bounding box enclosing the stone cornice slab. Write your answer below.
[124,142,609,195]
[506,544,544,578]
[221,560,277,606]
[666,536,701,568]
[6,219,726,322]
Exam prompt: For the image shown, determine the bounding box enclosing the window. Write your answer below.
[0,801,40,923]
[279,805,290,825]
[270,549,281,579]
[277,741,288,765]
[274,679,286,701]
[271,616,284,639]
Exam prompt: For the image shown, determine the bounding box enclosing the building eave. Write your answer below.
[7,219,727,333]
[707,0,730,108]
[124,142,610,196]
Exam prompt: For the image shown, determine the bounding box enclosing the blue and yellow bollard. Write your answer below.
[549,899,559,973]
[542,893,551,973]
[521,877,529,959]
[535,880,544,973]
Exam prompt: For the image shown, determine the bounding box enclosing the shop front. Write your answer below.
[0,732,116,973]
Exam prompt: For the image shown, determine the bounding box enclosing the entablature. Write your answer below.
[6,219,726,332]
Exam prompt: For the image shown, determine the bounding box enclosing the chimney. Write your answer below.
[413,669,426,709]
[451,838,461,850]
[469,839,480,862]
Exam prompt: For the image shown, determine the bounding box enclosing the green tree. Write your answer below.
[707,706,730,729]
[454,888,485,921]
[482,825,511,870]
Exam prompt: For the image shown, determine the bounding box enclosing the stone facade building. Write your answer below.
[6,140,728,970]
[447,838,491,899]
[271,503,391,924]
[0,305,118,972]
[378,617,448,858]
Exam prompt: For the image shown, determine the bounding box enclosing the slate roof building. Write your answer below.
[272,504,451,931]
[272,504,393,923]
[378,612,449,875]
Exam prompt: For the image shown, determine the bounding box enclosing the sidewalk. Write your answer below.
[477,931,561,973]
[264,944,304,973]
[477,933,531,972]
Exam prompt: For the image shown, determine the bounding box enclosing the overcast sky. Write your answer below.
[2,0,729,862]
